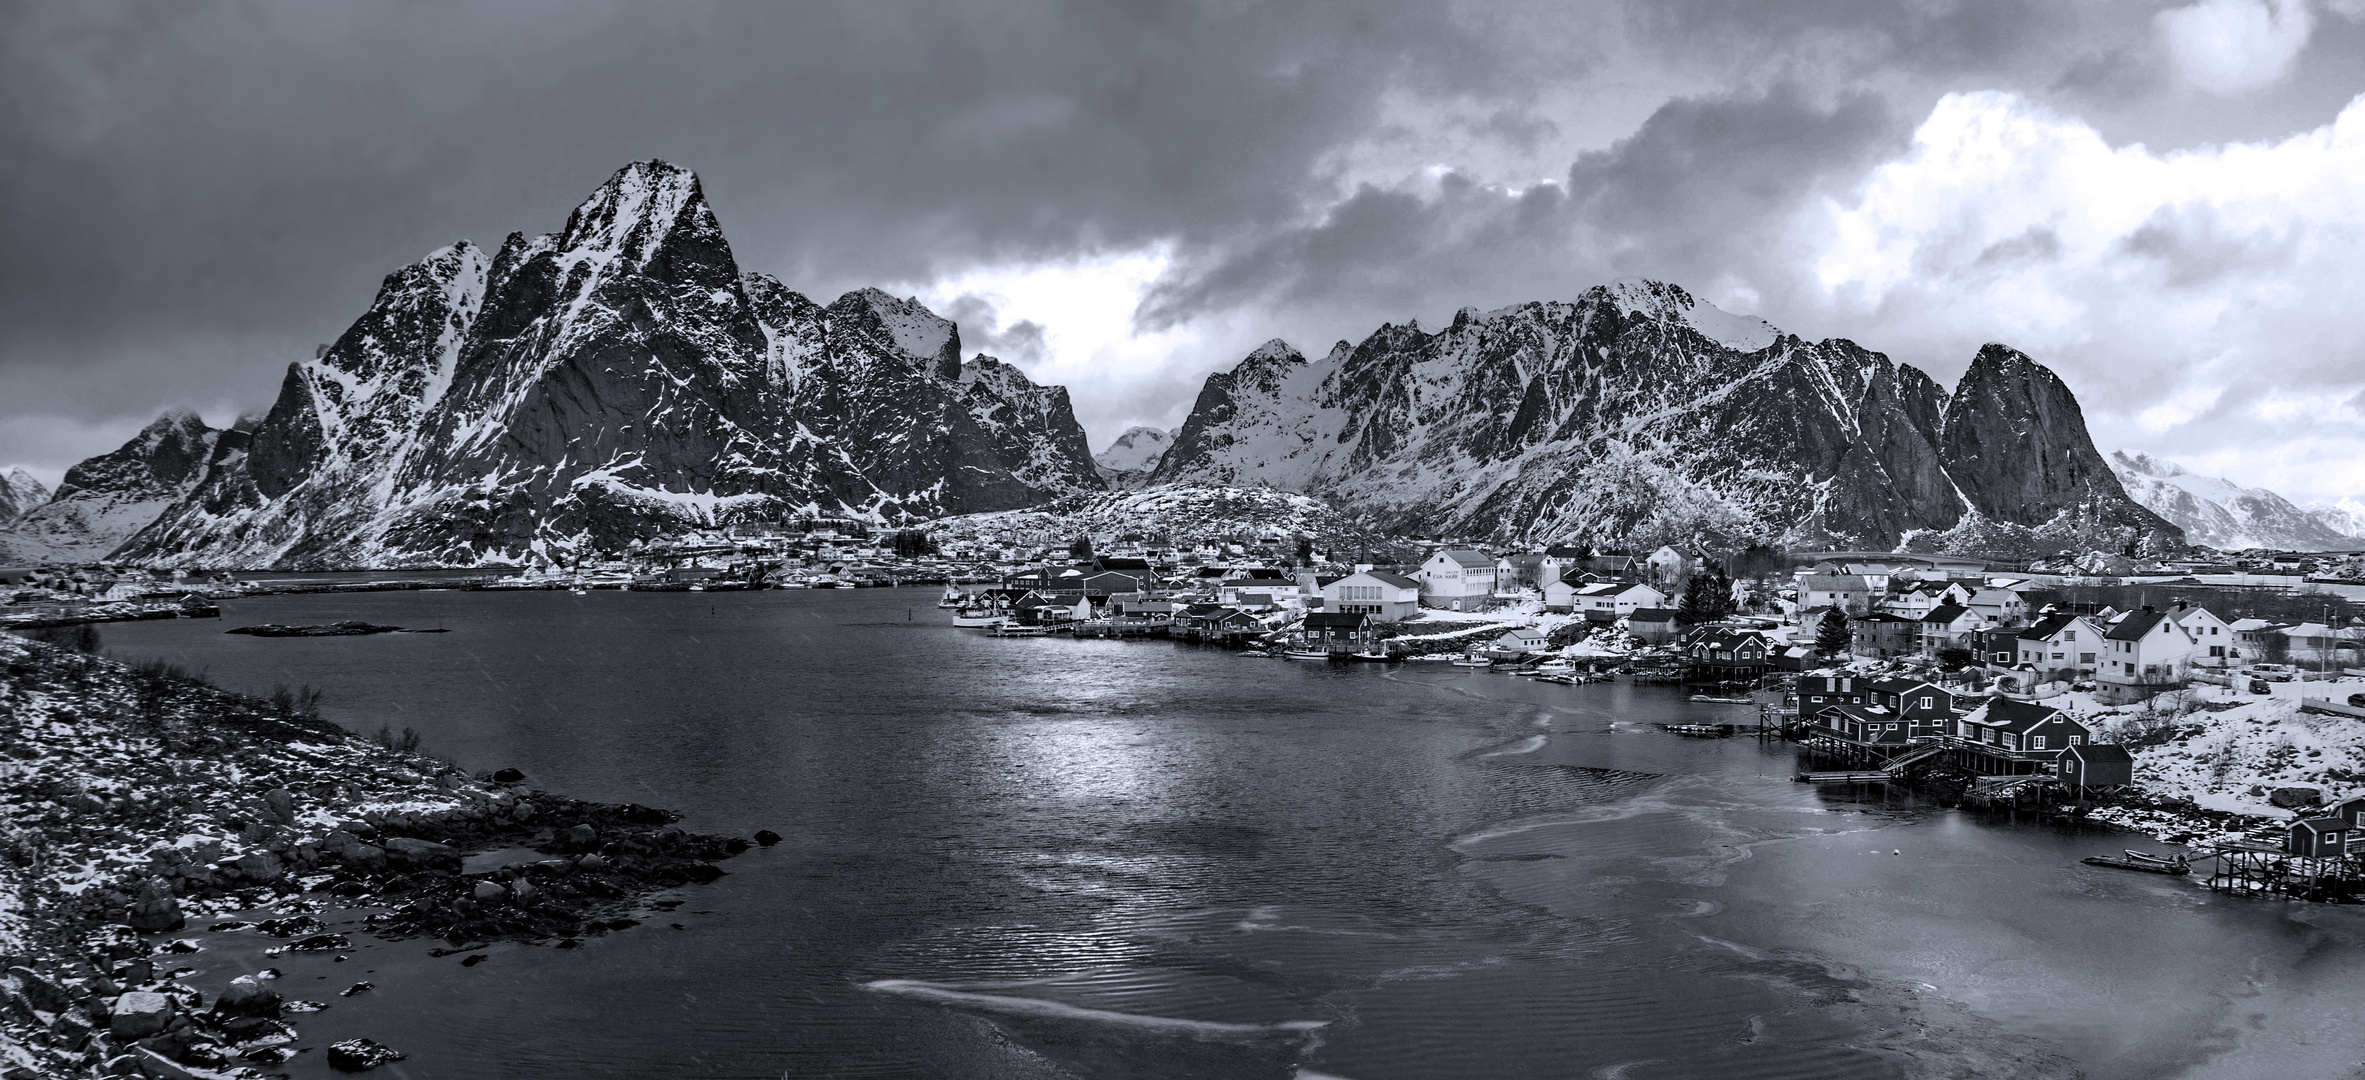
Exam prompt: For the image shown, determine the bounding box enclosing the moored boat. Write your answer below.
[1689,694,1754,704]
[1450,656,1493,668]
[951,610,1005,628]
[2081,850,2191,875]
[1278,648,1331,660]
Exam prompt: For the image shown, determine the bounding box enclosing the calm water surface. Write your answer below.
[101,588,2365,1079]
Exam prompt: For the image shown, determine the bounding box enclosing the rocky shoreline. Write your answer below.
[0,631,760,1078]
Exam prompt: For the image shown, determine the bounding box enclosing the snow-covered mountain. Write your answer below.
[2309,500,2365,543]
[2109,452,2363,551]
[113,161,1102,569]
[930,484,1378,549]
[1092,426,1175,488]
[0,411,233,564]
[0,469,49,526]
[1152,279,2176,553]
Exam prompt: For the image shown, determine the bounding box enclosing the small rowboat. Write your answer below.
[2080,850,2191,876]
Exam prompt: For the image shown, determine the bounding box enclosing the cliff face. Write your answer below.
[1152,280,2178,551]
[116,161,1101,568]
[0,411,230,564]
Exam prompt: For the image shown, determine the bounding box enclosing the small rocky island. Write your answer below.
[0,631,760,1077]
[223,622,443,637]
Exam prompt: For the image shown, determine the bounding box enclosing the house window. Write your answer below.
[2030,735,2046,750]
[2068,735,2082,745]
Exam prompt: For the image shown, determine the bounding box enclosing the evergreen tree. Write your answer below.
[1068,535,1094,560]
[1814,610,1852,656]
[1677,566,1736,623]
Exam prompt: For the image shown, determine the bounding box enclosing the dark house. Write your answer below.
[1297,612,1375,653]
[2058,743,2134,790]
[1809,703,1913,747]
[1686,628,1770,679]
[1955,699,2095,759]
[1865,679,1957,739]
[1795,675,1870,712]
[2287,817,2354,858]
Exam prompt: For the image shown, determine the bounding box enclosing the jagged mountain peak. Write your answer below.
[1154,279,2173,554]
[110,162,1102,568]
[557,160,713,269]
[838,287,961,376]
[1597,277,1779,352]
[1242,338,1305,366]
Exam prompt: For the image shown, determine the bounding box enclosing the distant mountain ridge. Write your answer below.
[1092,426,1176,488]
[93,161,1103,568]
[0,468,49,525]
[1151,280,2177,554]
[2108,451,2363,551]
[0,411,234,564]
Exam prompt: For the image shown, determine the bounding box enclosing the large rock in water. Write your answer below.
[125,883,185,933]
[213,975,281,1019]
[114,160,1103,569]
[1149,280,2179,550]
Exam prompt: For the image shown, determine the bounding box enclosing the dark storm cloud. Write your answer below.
[1138,83,1903,334]
[0,0,1535,466]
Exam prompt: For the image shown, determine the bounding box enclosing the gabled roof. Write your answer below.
[1629,607,1680,622]
[1800,574,1870,591]
[2019,612,2079,641]
[1919,602,1972,625]
[2292,817,2351,834]
[1304,612,1371,629]
[2105,608,2170,641]
[1962,698,2069,733]
[1365,570,1421,589]
[1865,678,1943,696]
[1433,549,1493,569]
[2064,743,2132,764]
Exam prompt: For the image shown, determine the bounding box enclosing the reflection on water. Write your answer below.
[99,587,2365,1079]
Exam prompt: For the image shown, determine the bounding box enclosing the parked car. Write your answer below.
[2348,692,2365,709]
[2251,679,2272,695]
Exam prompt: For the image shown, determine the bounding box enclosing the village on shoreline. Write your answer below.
[6,521,2365,1077]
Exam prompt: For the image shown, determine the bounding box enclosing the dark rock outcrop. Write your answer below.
[114,161,1102,569]
[1151,280,2178,551]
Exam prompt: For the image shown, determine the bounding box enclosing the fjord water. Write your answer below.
[103,589,2365,1079]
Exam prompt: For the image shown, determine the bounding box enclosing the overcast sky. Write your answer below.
[4,0,2363,507]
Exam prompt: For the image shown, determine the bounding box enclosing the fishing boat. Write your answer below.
[1347,648,1397,662]
[2081,850,2191,876]
[937,585,966,608]
[992,623,1054,636]
[1534,658,1575,673]
[1535,674,1575,685]
[951,609,1005,628]
[1279,648,1332,660]
[1450,656,1493,668]
[1689,694,1755,704]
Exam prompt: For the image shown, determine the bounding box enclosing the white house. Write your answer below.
[1551,581,1668,621]
[2164,603,2234,668]
[1322,570,1422,621]
[1645,545,1698,586]
[2098,605,2219,700]
[1797,574,1872,615]
[1959,586,2029,624]
[2014,610,2105,678]
[1419,550,1498,610]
